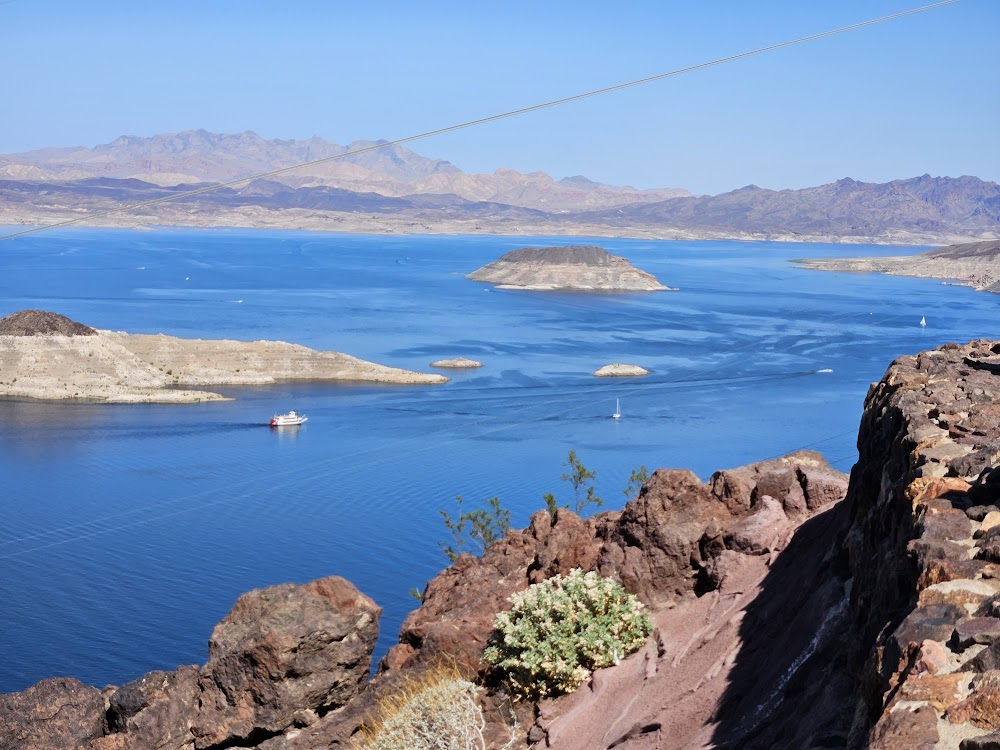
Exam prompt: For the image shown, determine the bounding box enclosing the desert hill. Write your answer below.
[586,174,1000,242]
[0,130,689,212]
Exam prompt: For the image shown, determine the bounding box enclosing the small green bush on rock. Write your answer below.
[482,569,652,699]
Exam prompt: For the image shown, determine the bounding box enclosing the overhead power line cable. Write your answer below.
[0,0,958,242]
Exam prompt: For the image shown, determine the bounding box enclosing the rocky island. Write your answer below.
[466,246,672,291]
[0,309,447,403]
[795,239,1000,293]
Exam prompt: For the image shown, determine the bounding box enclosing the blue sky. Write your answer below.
[1,0,996,194]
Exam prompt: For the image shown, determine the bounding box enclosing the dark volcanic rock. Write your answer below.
[596,469,731,606]
[0,678,105,750]
[384,454,847,678]
[953,618,1000,651]
[106,667,201,749]
[0,309,95,336]
[962,732,1000,750]
[376,452,847,750]
[834,340,1000,746]
[193,576,380,747]
[0,576,379,750]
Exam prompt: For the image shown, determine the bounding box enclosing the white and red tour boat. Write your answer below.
[269,410,308,427]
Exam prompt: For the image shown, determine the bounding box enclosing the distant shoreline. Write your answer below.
[794,240,1000,294]
[2,208,992,247]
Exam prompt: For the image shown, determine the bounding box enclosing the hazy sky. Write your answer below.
[1,0,996,194]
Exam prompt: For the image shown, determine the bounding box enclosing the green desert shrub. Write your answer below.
[354,665,515,750]
[482,569,652,699]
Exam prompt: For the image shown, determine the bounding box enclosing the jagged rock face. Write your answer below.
[194,577,380,747]
[0,576,380,750]
[382,451,846,674]
[0,309,95,336]
[841,339,1000,748]
[596,469,730,606]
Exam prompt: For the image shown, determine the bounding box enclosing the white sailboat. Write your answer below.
[612,398,621,420]
[919,316,927,327]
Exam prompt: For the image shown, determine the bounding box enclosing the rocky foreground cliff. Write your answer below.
[0,310,446,403]
[3,339,999,749]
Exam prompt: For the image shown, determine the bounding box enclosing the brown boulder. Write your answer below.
[724,496,791,554]
[868,704,939,749]
[192,576,380,747]
[948,671,1000,728]
[891,671,970,712]
[597,469,730,607]
[0,678,105,750]
[708,450,847,516]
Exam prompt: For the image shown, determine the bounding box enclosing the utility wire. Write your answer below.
[0,0,959,242]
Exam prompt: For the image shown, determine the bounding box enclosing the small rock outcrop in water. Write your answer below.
[593,363,650,377]
[466,245,672,291]
[0,576,380,750]
[430,357,483,368]
[0,309,95,336]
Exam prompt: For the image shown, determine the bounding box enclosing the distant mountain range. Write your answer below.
[1,130,997,244]
[0,130,689,211]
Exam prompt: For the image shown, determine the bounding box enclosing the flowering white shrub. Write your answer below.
[482,569,652,699]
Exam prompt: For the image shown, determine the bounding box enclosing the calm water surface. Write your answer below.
[0,228,996,692]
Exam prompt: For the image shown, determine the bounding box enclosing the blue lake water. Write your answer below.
[0,228,996,693]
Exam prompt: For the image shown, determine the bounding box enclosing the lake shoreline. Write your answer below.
[3,207,993,246]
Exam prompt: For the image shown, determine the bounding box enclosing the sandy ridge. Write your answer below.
[0,330,447,403]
